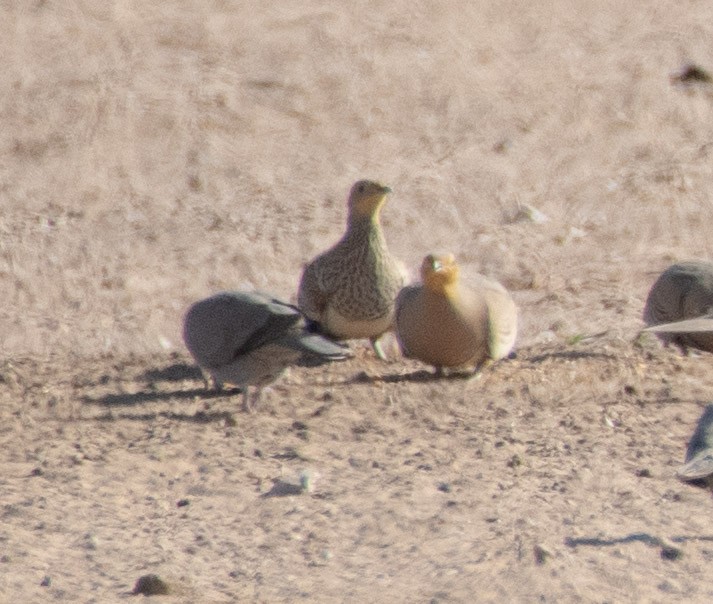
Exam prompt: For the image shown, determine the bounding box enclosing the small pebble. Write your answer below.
[507,455,522,469]
[300,470,317,493]
[533,544,551,565]
[660,541,683,561]
[671,63,712,85]
[133,574,170,595]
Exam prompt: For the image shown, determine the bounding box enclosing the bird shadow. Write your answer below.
[80,387,240,408]
[374,369,477,384]
[137,363,204,383]
[260,479,306,498]
[565,532,713,548]
[89,408,238,425]
[81,361,241,408]
[528,350,618,364]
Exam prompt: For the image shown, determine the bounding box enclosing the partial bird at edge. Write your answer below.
[677,405,713,491]
[643,316,713,334]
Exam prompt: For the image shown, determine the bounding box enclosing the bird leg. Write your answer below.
[370,336,388,361]
[201,370,223,392]
[242,386,264,413]
[241,386,252,413]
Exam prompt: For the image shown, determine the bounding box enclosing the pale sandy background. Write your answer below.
[4,1,713,601]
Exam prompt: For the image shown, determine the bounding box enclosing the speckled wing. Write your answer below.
[297,259,329,324]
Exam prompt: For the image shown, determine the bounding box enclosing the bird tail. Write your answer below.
[296,333,353,359]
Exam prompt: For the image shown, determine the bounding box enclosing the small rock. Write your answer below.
[533,543,551,565]
[671,63,712,85]
[623,384,637,396]
[513,203,549,224]
[40,576,51,587]
[658,578,682,593]
[84,533,99,550]
[299,470,317,494]
[224,414,237,427]
[133,574,170,596]
[660,540,683,561]
[176,499,190,508]
[351,371,372,383]
[437,482,452,493]
[507,454,522,469]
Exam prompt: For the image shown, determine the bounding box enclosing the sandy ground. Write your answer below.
[5,1,713,602]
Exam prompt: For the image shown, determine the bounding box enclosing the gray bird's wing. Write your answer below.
[183,291,301,368]
[677,405,713,483]
[677,451,713,482]
[283,332,353,359]
[643,316,713,333]
[683,405,713,462]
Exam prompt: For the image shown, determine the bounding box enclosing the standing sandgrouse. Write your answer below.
[395,252,517,374]
[183,291,352,411]
[297,180,405,360]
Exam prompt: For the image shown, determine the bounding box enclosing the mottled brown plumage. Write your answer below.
[297,180,405,359]
[395,253,517,373]
[643,261,713,353]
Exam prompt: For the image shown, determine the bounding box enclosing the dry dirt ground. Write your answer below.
[5,1,713,602]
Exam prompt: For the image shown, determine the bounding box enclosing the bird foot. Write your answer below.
[371,337,388,361]
[241,387,264,413]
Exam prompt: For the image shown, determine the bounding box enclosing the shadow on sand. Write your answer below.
[89,408,238,425]
[137,362,205,383]
[565,532,713,551]
[528,350,618,364]
[81,386,239,408]
[81,361,241,408]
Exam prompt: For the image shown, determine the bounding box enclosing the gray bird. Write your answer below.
[677,405,713,491]
[643,261,713,353]
[183,291,352,411]
[395,252,517,375]
[297,180,406,361]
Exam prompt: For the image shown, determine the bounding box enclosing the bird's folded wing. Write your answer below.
[677,451,713,481]
[643,316,713,333]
